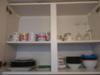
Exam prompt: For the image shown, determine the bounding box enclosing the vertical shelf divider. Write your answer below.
[50,3,58,72]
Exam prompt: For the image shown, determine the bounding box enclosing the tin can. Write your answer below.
[37,33,45,41]
[35,32,50,41]
[45,32,50,41]
[29,32,35,41]
[19,32,29,41]
[8,32,18,41]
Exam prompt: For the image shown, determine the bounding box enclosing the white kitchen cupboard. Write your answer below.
[1,0,100,75]
[0,0,19,65]
[5,1,52,74]
[56,1,100,74]
[0,0,7,62]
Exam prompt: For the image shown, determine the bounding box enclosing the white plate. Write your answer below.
[8,67,32,71]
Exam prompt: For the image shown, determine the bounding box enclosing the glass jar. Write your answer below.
[75,33,82,40]
[64,33,73,41]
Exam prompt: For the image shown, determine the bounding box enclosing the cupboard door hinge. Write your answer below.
[96,6,100,13]
[6,6,12,15]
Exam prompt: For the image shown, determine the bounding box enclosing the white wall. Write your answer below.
[57,15,90,39]
[16,45,51,65]
[18,16,50,33]
[88,9,100,40]
[18,15,90,38]
[17,16,51,65]
[16,15,92,65]
[58,44,93,57]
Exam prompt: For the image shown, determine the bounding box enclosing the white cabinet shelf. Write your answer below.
[2,71,100,75]
[7,40,100,45]
[7,41,51,45]
[58,40,100,44]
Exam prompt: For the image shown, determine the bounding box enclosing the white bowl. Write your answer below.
[67,64,81,70]
[83,60,97,70]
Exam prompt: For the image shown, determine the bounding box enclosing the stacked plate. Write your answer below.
[8,59,36,71]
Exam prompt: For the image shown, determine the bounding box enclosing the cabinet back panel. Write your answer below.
[57,15,90,38]
[88,11,100,40]
[16,45,51,65]
[58,44,93,57]
[18,16,50,33]
[18,15,90,38]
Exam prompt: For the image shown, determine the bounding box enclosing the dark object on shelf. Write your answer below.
[6,6,12,15]
[96,6,100,13]
[0,61,2,67]
[37,65,51,71]
[3,62,7,67]
[9,59,36,67]
[66,56,81,64]
[38,65,51,68]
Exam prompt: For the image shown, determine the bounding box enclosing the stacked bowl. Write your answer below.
[66,57,81,70]
[80,54,98,70]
